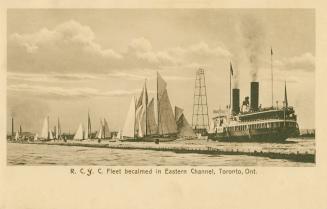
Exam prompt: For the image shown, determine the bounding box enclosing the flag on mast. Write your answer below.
[271,47,273,55]
[230,62,233,76]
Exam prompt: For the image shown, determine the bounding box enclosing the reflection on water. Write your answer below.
[7,138,315,166]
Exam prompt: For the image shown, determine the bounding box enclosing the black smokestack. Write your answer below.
[250,82,259,111]
[232,88,240,114]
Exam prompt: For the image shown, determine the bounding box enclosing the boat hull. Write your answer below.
[209,127,299,142]
[121,135,177,142]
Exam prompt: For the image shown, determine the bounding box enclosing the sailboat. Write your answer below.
[73,111,93,140]
[175,106,196,139]
[103,118,110,139]
[40,116,53,141]
[121,72,178,142]
[14,131,20,141]
[73,123,85,140]
[122,96,136,139]
[96,119,104,139]
[55,118,62,140]
[95,118,111,139]
[87,111,92,139]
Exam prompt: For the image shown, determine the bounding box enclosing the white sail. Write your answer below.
[85,121,89,139]
[175,106,184,122]
[73,123,84,140]
[96,119,103,139]
[49,130,54,140]
[134,82,148,136]
[135,105,145,136]
[103,118,110,138]
[34,133,38,141]
[41,117,49,139]
[157,72,167,99]
[137,120,143,137]
[158,89,177,134]
[147,98,158,135]
[87,112,91,139]
[122,97,136,138]
[157,73,177,135]
[175,106,195,138]
[96,128,102,139]
[53,126,57,139]
[56,118,61,139]
[15,131,19,140]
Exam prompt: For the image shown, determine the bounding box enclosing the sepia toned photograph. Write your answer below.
[6,9,315,166]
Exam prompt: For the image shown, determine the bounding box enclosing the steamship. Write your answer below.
[209,81,300,142]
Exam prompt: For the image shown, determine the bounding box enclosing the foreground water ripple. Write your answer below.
[7,138,315,166]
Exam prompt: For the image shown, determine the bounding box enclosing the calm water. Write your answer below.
[7,139,315,166]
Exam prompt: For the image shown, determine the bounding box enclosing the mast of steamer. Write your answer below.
[157,72,160,135]
[145,79,148,136]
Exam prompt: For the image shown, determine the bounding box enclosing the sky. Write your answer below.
[7,9,315,134]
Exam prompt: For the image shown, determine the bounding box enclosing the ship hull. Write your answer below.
[120,134,177,142]
[209,127,299,142]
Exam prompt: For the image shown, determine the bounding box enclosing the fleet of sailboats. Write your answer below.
[12,72,194,142]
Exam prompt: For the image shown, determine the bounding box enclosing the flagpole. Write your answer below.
[157,72,160,135]
[229,62,232,113]
[145,79,147,136]
[271,47,274,108]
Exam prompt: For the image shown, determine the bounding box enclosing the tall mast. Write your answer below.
[57,117,60,139]
[87,109,90,138]
[89,112,91,138]
[134,96,136,138]
[47,116,50,140]
[145,79,148,136]
[11,117,14,137]
[157,72,160,135]
[271,47,274,108]
[229,62,232,112]
[103,118,105,138]
[283,81,287,126]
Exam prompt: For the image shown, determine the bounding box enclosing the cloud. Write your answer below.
[8,72,104,83]
[8,20,231,74]
[8,84,144,99]
[275,53,315,72]
[10,20,122,59]
[8,70,161,83]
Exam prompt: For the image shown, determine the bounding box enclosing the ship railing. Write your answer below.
[231,118,297,125]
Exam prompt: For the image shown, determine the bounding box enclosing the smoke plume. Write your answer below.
[239,16,266,81]
[231,54,240,88]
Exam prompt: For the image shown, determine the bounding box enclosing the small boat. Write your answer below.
[14,131,20,141]
[34,133,38,141]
